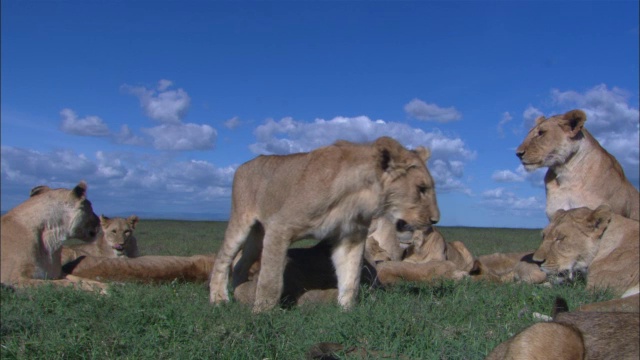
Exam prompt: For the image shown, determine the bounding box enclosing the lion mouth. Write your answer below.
[112,244,124,251]
[395,220,414,232]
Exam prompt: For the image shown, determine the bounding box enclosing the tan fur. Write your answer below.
[365,215,407,261]
[486,311,639,360]
[402,226,476,272]
[376,260,469,286]
[210,137,440,312]
[516,109,639,220]
[61,215,139,265]
[577,294,640,313]
[0,181,107,293]
[232,241,379,308]
[62,254,216,283]
[475,252,547,284]
[533,205,639,296]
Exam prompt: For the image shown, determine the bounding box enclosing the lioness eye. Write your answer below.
[112,229,117,233]
[418,185,428,194]
[537,130,545,136]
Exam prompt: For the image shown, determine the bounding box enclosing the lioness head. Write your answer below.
[402,226,446,264]
[516,109,587,171]
[533,205,612,284]
[375,137,440,231]
[100,215,139,255]
[29,181,100,242]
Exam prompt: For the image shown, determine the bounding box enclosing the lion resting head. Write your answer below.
[210,136,440,313]
[533,205,639,296]
[1,181,107,293]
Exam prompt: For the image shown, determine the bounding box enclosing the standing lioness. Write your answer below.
[516,109,639,220]
[1,181,107,293]
[210,136,440,312]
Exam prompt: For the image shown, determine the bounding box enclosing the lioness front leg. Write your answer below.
[331,238,366,310]
[253,233,290,313]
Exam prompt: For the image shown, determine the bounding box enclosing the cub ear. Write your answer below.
[588,205,612,237]
[550,209,567,221]
[127,215,139,229]
[30,185,51,197]
[534,115,546,126]
[375,136,406,172]
[100,215,110,225]
[559,109,587,138]
[413,146,431,163]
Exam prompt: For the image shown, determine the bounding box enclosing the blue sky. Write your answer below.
[2,1,638,229]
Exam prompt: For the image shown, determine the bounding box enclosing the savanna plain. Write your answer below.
[1,220,614,359]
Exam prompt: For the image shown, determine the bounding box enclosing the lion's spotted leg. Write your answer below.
[332,238,366,310]
[210,219,254,304]
[252,232,290,313]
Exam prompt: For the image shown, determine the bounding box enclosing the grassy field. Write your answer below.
[1,221,614,359]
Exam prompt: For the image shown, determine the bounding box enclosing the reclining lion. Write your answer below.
[516,109,639,220]
[210,136,440,313]
[533,205,639,303]
[61,214,139,265]
[0,181,107,293]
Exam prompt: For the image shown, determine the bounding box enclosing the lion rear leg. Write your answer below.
[14,275,108,294]
[253,231,290,313]
[209,218,257,304]
[231,223,264,289]
[331,238,366,310]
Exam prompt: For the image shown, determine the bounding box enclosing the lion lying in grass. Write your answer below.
[62,254,216,283]
[474,251,547,284]
[486,298,639,359]
[61,215,139,265]
[0,181,107,293]
[533,205,639,297]
[211,137,441,312]
[516,108,639,220]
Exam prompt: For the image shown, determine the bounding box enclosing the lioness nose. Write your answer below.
[430,216,439,225]
[515,150,525,159]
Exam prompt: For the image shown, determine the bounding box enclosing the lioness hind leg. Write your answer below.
[331,238,366,310]
[210,219,257,304]
[253,231,290,313]
[231,223,264,289]
[14,276,108,295]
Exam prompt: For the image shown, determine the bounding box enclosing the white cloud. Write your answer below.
[249,115,476,194]
[404,98,462,123]
[497,112,513,138]
[122,79,191,124]
[59,108,110,137]
[522,105,543,131]
[481,187,545,212]
[113,125,147,146]
[142,123,217,151]
[492,165,545,188]
[224,116,241,129]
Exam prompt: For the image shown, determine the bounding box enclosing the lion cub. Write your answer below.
[0,181,108,293]
[61,214,139,265]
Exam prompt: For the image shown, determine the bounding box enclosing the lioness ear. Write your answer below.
[71,181,88,199]
[559,109,587,138]
[534,115,546,126]
[30,185,51,197]
[128,215,139,229]
[589,205,612,237]
[550,209,566,221]
[375,136,405,172]
[413,146,431,163]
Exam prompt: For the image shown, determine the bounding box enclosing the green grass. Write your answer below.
[1,221,613,359]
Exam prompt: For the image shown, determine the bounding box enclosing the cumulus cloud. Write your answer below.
[404,98,462,123]
[224,116,241,129]
[497,112,513,138]
[249,115,476,193]
[522,105,544,131]
[1,146,235,217]
[122,79,191,124]
[481,187,545,212]
[142,123,217,151]
[60,108,110,137]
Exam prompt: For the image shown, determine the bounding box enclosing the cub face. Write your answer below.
[100,215,139,255]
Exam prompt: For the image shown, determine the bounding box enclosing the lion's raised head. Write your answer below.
[30,181,100,242]
[100,215,139,256]
[533,205,612,284]
[516,109,587,171]
[375,136,440,232]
